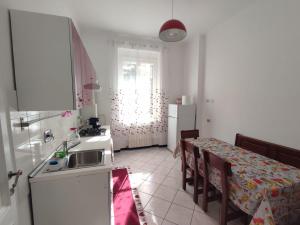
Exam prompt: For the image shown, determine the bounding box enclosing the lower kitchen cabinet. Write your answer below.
[30,171,111,225]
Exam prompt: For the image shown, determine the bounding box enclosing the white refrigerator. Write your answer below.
[167,104,196,152]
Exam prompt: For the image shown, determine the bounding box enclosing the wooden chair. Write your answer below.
[180,130,204,204]
[202,150,247,225]
[180,130,199,188]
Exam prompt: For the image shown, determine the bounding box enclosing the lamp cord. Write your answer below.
[171,0,174,19]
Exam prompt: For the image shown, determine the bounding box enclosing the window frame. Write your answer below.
[117,47,161,126]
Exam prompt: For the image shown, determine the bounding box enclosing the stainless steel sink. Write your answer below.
[67,149,105,169]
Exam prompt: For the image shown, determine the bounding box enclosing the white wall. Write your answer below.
[183,37,200,102]
[80,28,185,124]
[165,43,185,103]
[203,0,300,149]
[182,35,206,131]
[78,30,112,124]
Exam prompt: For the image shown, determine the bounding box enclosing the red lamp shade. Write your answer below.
[159,19,187,42]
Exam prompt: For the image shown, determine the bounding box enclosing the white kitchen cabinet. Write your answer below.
[9,10,96,111]
[29,126,113,225]
[30,171,111,225]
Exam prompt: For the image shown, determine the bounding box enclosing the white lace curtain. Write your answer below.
[110,41,168,150]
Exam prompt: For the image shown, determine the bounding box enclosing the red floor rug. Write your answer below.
[112,168,145,225]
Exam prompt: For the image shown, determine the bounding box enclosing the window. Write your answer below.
[117,48,161,126]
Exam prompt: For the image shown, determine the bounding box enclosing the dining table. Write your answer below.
[175,138,300,225]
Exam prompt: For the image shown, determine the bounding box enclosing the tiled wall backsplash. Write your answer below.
[11,111,79,165]
[10,110,79,225]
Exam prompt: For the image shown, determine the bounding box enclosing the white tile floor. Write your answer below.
[113,147,244,225]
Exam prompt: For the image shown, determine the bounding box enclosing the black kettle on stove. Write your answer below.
[88,117,100,129]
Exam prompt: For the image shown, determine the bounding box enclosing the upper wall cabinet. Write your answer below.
[10,10,96,111]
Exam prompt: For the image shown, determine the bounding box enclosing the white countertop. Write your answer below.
[69,135,111,152]
[29,125,113,183]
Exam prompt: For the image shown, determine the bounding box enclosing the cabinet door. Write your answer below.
[10,10,75,110]
[71,23,83,108]
[31,172,110,225]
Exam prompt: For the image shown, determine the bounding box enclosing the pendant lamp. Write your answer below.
[159,0,187,42]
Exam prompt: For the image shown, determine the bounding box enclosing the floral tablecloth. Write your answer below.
[180,138,300,225]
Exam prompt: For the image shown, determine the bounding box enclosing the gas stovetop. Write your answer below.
[79,127,106,137]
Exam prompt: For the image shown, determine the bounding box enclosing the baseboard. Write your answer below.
[117,144,167,152]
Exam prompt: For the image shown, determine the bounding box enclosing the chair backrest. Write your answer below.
[203,150,232,194]
[180,130,200,172]
[181,140,200,157]
[181,130,199,139]
[235,133,300,168]
[180,139,200,172]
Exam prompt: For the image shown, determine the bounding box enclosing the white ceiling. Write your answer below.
[5,0,256,39]
[72,0,256,38]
